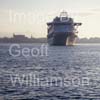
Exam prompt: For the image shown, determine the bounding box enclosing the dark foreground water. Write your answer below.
[0,43,100,100]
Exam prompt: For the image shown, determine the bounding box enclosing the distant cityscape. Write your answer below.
[0,34,46,43]
[0,34,100,43]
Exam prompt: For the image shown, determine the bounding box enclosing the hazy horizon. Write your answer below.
[0,0,100,38]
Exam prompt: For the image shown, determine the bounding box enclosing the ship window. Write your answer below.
[60,17,69,22]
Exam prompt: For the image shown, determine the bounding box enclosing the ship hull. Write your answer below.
[48,33,68,46]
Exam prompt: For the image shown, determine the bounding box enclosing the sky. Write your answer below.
[0,0,100,38]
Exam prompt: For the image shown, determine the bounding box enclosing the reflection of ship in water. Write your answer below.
[47,11,82,46]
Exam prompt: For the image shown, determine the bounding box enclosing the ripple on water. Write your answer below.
[0,44,100,99]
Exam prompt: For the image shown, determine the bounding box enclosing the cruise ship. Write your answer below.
[47,11,82,46]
